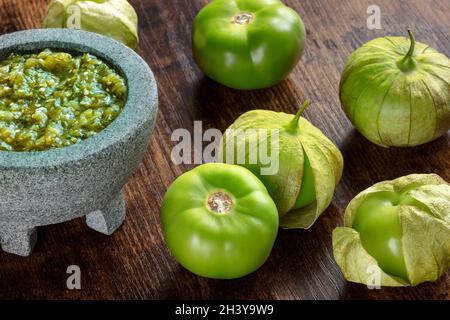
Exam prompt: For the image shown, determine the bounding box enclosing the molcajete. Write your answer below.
[0,29,158,256]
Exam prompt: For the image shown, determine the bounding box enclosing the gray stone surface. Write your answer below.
[0,29,158,256]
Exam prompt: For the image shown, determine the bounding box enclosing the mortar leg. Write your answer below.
[0,226,37,256]
[86,190,126,235]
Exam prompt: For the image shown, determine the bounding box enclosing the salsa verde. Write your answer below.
[0,49,127,151]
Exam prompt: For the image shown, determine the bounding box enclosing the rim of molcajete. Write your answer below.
[0,29,158,168]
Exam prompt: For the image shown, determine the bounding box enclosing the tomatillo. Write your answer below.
[161,163,279,279]
[192,0,306,89]
[43,0,139,49]
[340,30,450,147]
[333,174,450,287]
[218,101,343,229]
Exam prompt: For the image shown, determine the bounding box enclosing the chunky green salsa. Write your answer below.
[0,49,127,151]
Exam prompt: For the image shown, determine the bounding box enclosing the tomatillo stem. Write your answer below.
[404,30,416,58]
[286,100,311,132]
[232,12,254,25]
[397,30,417,72]
[207,192,233,214]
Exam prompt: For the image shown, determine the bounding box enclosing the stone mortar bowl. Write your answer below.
[0,29,158,256]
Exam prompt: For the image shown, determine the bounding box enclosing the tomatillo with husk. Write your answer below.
[218,101,344,229]
[333,174,450,287]
[192,0,306,90]
[43,0,139,49]
[340,30,450,147]
[161,163,279,279]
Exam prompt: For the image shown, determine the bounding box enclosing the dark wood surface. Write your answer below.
[0,0,448,300]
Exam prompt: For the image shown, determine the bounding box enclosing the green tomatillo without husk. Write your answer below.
[43,0,139,49]
[218,101,344,229]
[333,174,450,287]
[192,0,306,90]
[340,31,450,147]
[161,163,279,279]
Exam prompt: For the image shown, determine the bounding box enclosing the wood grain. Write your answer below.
[0,0,448,300]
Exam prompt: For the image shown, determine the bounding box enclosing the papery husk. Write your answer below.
[333,174,450,286]
[43,0,139,49]
[339,34,450,147]
[218,109,343,229]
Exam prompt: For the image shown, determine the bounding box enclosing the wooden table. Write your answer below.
[0,0,448,300]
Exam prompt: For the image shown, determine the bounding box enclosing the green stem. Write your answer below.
[397,30,417,72]
[404,30,415,58]
[286,100,311,131]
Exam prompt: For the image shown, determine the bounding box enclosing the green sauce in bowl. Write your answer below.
[0,49,127,151]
